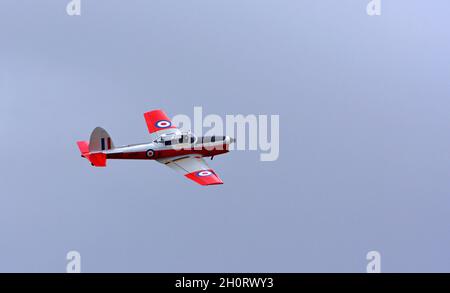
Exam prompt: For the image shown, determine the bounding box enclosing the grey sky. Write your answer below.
[1,0,450,272]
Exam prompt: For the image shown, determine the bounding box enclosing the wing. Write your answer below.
[144,109,180,141]
[157,155,223,186]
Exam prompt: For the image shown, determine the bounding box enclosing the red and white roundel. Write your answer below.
[146,149,155,158]
[155,120,172,128]
[196,170,213,177]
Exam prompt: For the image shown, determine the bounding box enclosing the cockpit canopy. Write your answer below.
[155,132,197,146]
[199,136,227,143]
[155,134,228,146]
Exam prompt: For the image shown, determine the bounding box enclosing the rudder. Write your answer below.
[89,127,115,152]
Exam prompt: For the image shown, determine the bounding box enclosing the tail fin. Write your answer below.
[76,126,114,168]
[89,127,115,152]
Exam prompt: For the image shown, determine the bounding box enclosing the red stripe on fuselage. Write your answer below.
[106,144,229,160]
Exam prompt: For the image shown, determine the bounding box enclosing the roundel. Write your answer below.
[155,120,172,128]
[197,170,213,177]
[146,149,155,158]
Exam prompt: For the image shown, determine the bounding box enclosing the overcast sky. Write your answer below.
[1,0,450,272]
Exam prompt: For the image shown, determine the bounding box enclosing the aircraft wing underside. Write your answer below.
[157,155,223,186]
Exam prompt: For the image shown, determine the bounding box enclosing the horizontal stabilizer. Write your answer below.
[86,153,107,167]
[76,140,107,167]
[77,141,89,155]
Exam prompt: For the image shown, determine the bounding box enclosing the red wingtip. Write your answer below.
[185,169,224,186]
[143,109,177,134]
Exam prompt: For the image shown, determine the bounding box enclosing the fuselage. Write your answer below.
[100,135,233,160]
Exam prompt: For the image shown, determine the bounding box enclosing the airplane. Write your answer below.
[76,109,235,186]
